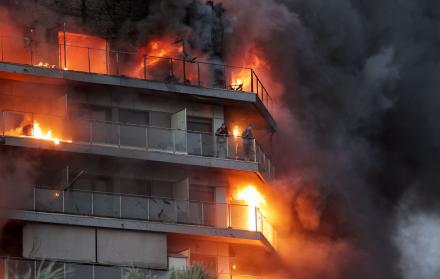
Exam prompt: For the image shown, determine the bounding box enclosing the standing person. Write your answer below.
[215,123,229,158]
[242,124,254,161]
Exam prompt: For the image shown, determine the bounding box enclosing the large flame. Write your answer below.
[230,49,269,92]
[236,185,266,231]
[143,39,183,66]
[5,121,71,145]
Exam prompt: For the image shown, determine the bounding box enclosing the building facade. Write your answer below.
[0,6,278,279]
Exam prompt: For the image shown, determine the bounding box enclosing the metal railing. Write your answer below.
[218,274,261,279]
[1,257,168,279]
[0,110,275,179]
[21,187,277,249]
[1,257,262,279]
[0,36,273,114]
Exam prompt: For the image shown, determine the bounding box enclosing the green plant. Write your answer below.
[169,265,216,279]
[17,261,66,279]
[123,267,149,279]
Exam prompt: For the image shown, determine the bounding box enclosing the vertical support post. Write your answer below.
[145,127,148,151]
[197,62,201,86]
[199,133,203,156]
[119,195,122,218]
[116,52,120,75]
[117,124,121,147]
[89,121,93,144]
[172,129,176,153]
[254,206,258,232]
[250,69,254,93]
[228,204,232,228]
[253,139,257,162]
[62,190,65,213]
[91,191,94,215]
[147,198,150,220]
[34,261,37,279]
[201,202,204,225]
[174,199,178,223]
[105,41,109,75]
[226,136,229,159]
[63,22,67,69]
[223,65,227,89]
[87,48,91,73]
[33,187,36,210]
[256,78,259,98]
[4,258,8,279]
[143,56,147,80]
[183,60,186,83]
[170,58,174,78]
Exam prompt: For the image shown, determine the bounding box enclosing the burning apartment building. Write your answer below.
[0,1,279,278]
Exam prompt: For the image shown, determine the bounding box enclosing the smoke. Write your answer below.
[218,0,440,278]
[0,148,39,230]
[1,0,440,278]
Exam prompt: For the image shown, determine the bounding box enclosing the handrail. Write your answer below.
[30,186,277,248]
[35,185,250,207]
[0,35,273,114]
[0,110,275,179]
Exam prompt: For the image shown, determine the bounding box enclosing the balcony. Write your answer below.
[19,187,277,250]
[0,111,275,179]
[0,257,262,279]
[0,35,273,116]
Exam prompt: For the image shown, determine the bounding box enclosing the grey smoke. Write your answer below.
[2,0,440,278]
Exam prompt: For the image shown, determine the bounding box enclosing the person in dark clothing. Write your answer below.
[215,123,229,158]
[242,124,254,161]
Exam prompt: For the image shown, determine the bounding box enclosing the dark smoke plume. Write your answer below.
[1,0,440,278]
[225,0,440,278]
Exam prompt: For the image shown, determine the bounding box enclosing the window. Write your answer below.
[149,111,171,128]
[151,181,174,198]
[70,104,112,121]
[190,185,215,202]
[118,109,149,125]
[187,117,212,133]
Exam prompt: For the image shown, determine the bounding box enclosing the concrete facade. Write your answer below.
[97,229,167,269]
[23,223,96,263]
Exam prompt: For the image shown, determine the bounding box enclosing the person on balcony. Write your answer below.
[215,123,229,158]
[242,124,254,161]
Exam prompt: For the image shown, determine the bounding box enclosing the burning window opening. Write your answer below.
[234,185,267,232]
[0,32,273,112]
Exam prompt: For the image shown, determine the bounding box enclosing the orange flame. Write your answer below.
[5,121,72,145]
[232,126,240,138]
[236,185,266,231]
[144,39,183,66]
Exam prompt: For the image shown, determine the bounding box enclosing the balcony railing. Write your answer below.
[18,187,277,249]
[1,257,262,279]
[1,257,166,279]
[0,111,275,179]
[0,35,273,114]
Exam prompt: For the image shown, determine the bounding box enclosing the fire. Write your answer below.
[5,121,71,145]
[232,126,240,138]
[34,62,56,69]
[143,39,183,66]
[229,48,269,92]
[235,185,266,231]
